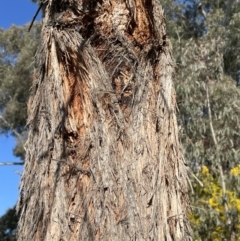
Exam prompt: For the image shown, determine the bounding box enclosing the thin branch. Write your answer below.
[189,171,203,187]
[206,86,217,146]
[28,2,43,32]
[15,170,23,176]
[206,83,231,226]
[0,115,24,147]
[190,205,207,211]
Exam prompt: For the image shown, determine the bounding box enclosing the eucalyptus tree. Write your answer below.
[0,23,41,161]
[161,0,240,239]
[0,207,18,241]
[17,0,191,240]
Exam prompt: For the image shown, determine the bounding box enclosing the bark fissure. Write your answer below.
[18,0,191,240]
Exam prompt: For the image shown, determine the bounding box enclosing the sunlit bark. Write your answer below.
[17,0,191,240]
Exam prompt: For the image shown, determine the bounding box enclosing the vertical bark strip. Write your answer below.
[18,0,191,240]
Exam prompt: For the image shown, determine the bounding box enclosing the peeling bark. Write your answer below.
[17,0,192,240]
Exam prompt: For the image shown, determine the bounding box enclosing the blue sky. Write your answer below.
[0,0,41,217]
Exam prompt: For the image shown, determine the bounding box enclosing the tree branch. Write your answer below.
[28,1,43,32]
[0,115,24,147]
[206,82,231,227]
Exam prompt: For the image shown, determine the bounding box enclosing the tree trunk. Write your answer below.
[17,0,191,240]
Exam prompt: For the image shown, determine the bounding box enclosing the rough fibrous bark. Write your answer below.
[17,0,191,240]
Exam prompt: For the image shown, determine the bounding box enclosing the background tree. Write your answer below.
[0,206,19,241]
[0,23,41,160]
[0,21,41,241]
[161,0,240,239]
[16,0,191,240]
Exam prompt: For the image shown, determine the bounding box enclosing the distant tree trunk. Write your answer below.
[17,0,191,240]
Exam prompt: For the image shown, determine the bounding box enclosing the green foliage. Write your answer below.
[0,207,18,241]
[0,23,41,159]
[161,0,240,239]
[190,166,240,240]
